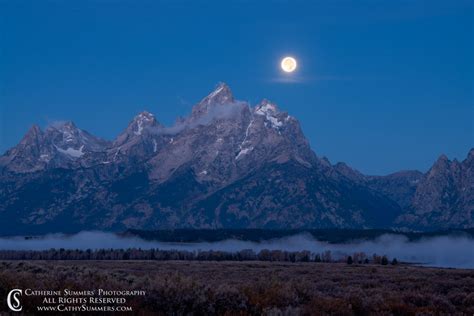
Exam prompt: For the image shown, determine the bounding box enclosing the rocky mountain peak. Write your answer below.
[0,120,110,172]
[437,154,449,162]
[43,121,109,152]
[467,148,474,160]
[130,111,160,136]
[429,154,448,170]
[204,82,233,104]
[110,111,165,161]
[20,124,43,144]
[191,83,235,118]
[113,111,162,147]
[1,84,473,232]
[253,99,288,130]
[403,148,473,229]
[45,121,79,135]
[27,124,42,135]
[48,120,76,129]
[255,99,279,114]
[133,110,155,121]
[428,153,462,178]
[45,121,79,141]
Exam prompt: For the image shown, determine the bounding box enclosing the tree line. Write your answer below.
[0,248,397,264]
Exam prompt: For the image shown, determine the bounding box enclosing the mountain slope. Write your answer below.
[0,83,472,233]
[187,160,400,229]
[366,170,424,209]
[0,122,110,173]
[396,150,474,229]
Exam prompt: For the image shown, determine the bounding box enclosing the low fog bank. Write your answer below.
[0,232,473,269]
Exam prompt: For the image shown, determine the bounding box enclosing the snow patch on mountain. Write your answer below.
[133,112,155,136]
[236,147,254,160]
[39,154,50,162]
[113,147,121,161]
[55,145,85,158]
[63,131,74,142]
[236,119,255,160]
[255,100,284,129]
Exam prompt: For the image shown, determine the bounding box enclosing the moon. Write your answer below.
[281,56,297,73]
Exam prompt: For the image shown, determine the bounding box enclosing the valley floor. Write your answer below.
[0,260,473,315]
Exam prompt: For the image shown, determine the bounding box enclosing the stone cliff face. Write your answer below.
[395,151,474,229]
[366,171,424,210]
[0,83,472,234]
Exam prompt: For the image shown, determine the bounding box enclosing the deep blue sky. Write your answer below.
[1,0,473,175]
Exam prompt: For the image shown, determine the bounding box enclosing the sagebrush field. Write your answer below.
[0,260,473,315]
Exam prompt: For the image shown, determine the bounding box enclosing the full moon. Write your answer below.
[281,56,297,73]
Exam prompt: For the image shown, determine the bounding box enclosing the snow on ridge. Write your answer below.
[113,147,121,161]
[236,147,254,160]
[203,83,232,105]
[135,120,144,135]
[235,119,254,161]
[208,86,224,99]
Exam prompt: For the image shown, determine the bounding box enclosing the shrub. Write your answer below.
[347,256,353,265]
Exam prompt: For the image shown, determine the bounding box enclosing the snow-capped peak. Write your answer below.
[131,111,158,136]
[134,111,155,121]
[204,82,233,104]
[191,83,236,119]
[43,121,110,157]
[197,83,234,109]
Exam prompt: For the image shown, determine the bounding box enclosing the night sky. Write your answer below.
[1,0,472,174]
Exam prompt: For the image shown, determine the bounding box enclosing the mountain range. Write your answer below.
[0,83,472,235]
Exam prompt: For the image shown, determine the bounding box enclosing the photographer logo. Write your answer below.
[7,289,22,312]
